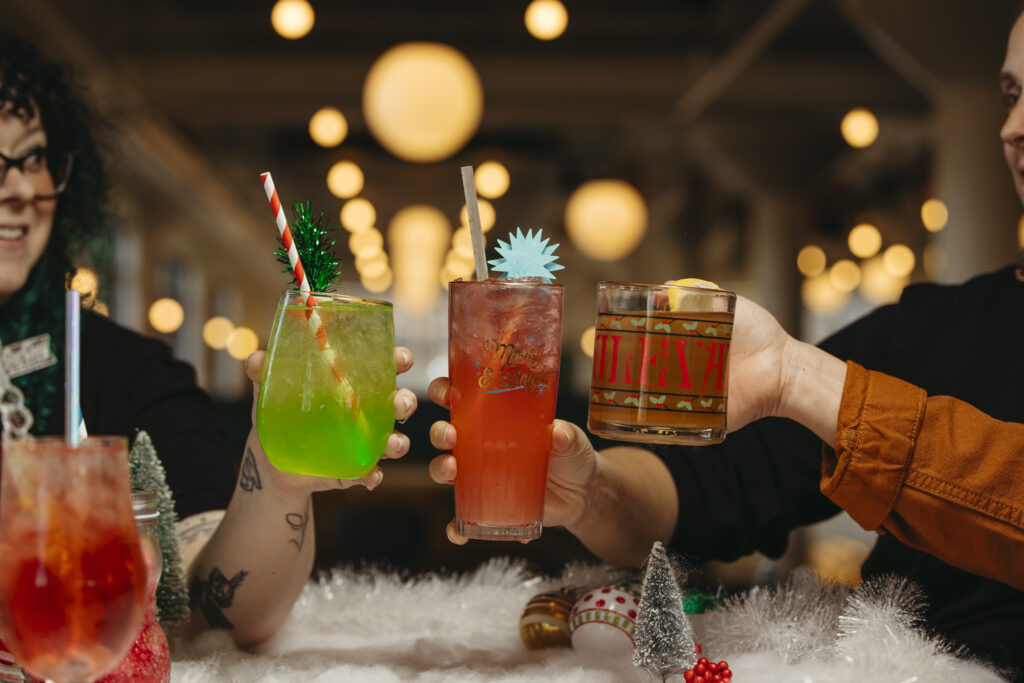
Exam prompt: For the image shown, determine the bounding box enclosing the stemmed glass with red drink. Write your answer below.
[0,436,147,682]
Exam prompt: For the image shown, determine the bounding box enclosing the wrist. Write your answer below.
[777,339,847,444]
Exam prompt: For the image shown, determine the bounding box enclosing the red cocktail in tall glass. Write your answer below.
[0,436,147,682]
[448,278,564,541]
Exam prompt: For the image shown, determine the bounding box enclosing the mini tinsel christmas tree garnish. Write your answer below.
[488,227,564,282]
[633,541,698,680]
[274,201,341,293]
[129,430,190,628]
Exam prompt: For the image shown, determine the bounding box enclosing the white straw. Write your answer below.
[65,289,81,447]
[460,166,489,281]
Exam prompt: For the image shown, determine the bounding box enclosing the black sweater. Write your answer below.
[661,265,1024,679]
[39,311,237,520]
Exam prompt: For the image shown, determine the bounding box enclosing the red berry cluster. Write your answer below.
[682,656,732,682]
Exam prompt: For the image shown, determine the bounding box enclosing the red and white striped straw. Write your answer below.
[260,171,347,385]
[261,172,316,308]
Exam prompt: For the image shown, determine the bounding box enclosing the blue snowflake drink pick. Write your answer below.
[488,228,564,282]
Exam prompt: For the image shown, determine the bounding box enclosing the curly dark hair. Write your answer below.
[0,29,111,433]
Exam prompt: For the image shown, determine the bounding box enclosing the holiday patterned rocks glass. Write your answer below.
[588,282,736,446]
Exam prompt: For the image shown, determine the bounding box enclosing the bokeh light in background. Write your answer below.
[840,107,879,148]
[362,42,483,163]
[202,316,234,350]
[308,107,348,147]
[149,298,184,334]
[923,243,947,278]
[270,0,315,39]
[91,301,109,316]
[70,268,98,299]
[362,267,394,294]
[796,245,826,277]
[524,0,569,40]
[828,259,861,293]
[459,198,496,233]
[349,228,384,259]
[226,327,259,360]
[882,244,915,278]
[801,274,848,313]
[474,161,510,199]
[847,223,881,258]
[356,252,389,278]
[451,226,477,260]
[327,161,364,198]
[580,326,596,358]
[565,179,648,262]
[920,198,949,232]
[860,255,908,303]
[389,205,451,312]
[341,198,376,233]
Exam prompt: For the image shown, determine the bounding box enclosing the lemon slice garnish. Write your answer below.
[667,278,720,311]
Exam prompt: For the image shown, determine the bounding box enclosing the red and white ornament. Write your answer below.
[568,583,641,658]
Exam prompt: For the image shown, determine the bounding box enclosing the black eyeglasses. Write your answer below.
[0,147,74,200]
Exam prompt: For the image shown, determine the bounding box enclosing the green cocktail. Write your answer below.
[256,291,396,479]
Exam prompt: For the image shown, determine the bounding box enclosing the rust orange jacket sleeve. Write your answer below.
[821,361,1024,591]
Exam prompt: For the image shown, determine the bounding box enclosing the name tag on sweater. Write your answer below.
[2,334,57,378]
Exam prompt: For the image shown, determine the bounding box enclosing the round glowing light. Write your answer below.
[580,326,596,358]
[356,251,388,275]
[326,160,363,199]
[362,42,483,163]
[524,0,568,41]
[459,198,496,233]
[801,274,849,314]
[883,244,915,278]
[445,253,475,280]
[70,268,98,298]
[565,179,648,262]
[202,316,235,350]
[828,259,862,293]
[270,0,314,40]
[920,199,948,233]
[923,243,947,278]
[474,161,510,199]
[796,245,827,278]
[148,298,184,334]
[840,107,879,148]
[847,223,881,258]
[308,107,348,148]
[389,205,451,311]
[226,327,259,361]
[861,255,907,304]
[349,228,384,259]
[451,226,477,260]
[361,267,393,294]
[341,198,376,233]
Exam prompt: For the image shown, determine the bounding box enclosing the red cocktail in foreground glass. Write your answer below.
[449,278,564,541]
[0,436,147,683]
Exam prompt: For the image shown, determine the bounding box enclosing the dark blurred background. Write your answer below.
[7,0,1022,585]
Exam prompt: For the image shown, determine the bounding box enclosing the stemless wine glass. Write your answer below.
[0,436,147,683]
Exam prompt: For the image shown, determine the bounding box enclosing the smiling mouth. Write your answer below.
[0,226,27,241]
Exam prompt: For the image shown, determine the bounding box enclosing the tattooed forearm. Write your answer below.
[177,511,224,546]
[285,500,311,552]
[190,567,249,630]
[240,446,262,492]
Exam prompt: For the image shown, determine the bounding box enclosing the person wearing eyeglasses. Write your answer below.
[0,30,419,648]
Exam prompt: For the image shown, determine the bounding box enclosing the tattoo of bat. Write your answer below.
[190,567,248,630]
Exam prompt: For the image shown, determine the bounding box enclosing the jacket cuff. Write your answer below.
[820,361,926,531]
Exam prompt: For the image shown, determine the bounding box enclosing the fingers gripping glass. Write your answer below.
[0,147,74,199]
